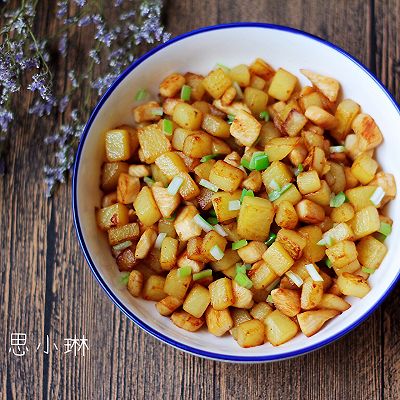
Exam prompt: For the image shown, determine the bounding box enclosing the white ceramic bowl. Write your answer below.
[73,23,400,362]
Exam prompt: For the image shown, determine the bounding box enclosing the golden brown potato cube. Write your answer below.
[102,162,129,192]
[230,109,261,147]
[221,85,237,105]
[101,192,118,208]
[271,288,301,317]
[345,185,377,212]
[231,281,254,309]
[297,170,321,195]
[237,241,267,264]
[210,191,241,222]
[297,309,340,337]
[330,99,361,141]
[326,240,358,268]
[135,228,157,259]
[262,242,294,276]
[276,229,307,260]
[158,219,177,239]
[185,72,205,101]
[351,153,378,185]
[194,159,216,181]
[305,106,337,129]
[337,272,370,298]
[108,222,140,245]
[172,103,203,130]
[164,269,191,299]
[268,68,298,101]
[325,163,346,194]
[162,97,184,116]
[303,146,327,177]
[261,161,293,193]
[250,302,273,321]
[128,164,150,178]
[174,205,202,241]
[137,124,171,163]
[182,131,213,158]
[116,246,138,271]
[133,101,163,123]
[205,306,234,336]
[300,69,340,102]
[155,295,183,316]
[183,284,211,318]
[175,172,200,201]
[351,205,380,239]
[159,72,185,97]
[202,113,230,138]
[211,248,241,271]
[237,196,275,241]
[201,231,227,261]
[248,261,279,290]
[209,278,234,310]
[295,199,325,224]
[275,200,298,229]
[370,172,396,206]
[250,75,266,90]
[97,203,129,230]
[202,68,232,99]
[142,275,166,301]
[151,186,180,219]
[242,170,263,192]
[234,319,265,348]
[318,294,350,312]
[160,237,178,271]
[322,222,354,246]
[351,113,383,150]
[243,87,269,116]
[127,270,143,297]
[301,277,323,310]
[231,309,253,327]
[283,109,308,137]
[258,121,281,148]
[229,64,251,86]
[249,58,275,80]
[172,128,193,151]
[357,235,387,270]
[264,137,299,162]
[116,173,140,204]
[209,160,244,192]
[105,129,131,162]
[274,185,303,207]
[171,310,204,332]
[265,310,299,346]
[331,203,355,223]
[298,226,325,262]
[211,137,231,156]
[133,186,162,226]
[187,237,206,262]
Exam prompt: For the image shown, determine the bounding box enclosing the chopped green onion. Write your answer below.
[178,266,192,278]
[214,224,228,237]
[193,214,214,232]
[370,186,385,206]
[294,163,304,176]
[285,271,303,287]
[362,267,375,275]
[164,214,176,221]
[280,183,292,194]
[199,178,219,192]
[207,217,218,225]
[119,272,130,285]
[267,294,274,304]
[235,272,253,289]
[162,119,173,136]
[112,240,133,251]
[209,209,217,217]
[236,263,246,274]
[151,107,164,116]
[232,81,243,99]
[325,259,332,268]
[259,110,270,121]
[375,233,387,242]
[265,233,277,247]
[135,88,148,101]
[193,269,212,281]
[143,176,155,186]
[240,158,250,169]
[330,192,347,208]
[167,176,184,195]
[305,264,324,282]
[227,114,235,124]
[210,245,224,261]
[317,235,333,247]
[268,183,292,202]
[269,179,280,191]
[155,232,167,249]
[378,222,392,237]
[232,239,248,250]
[240,188,254,202]
[201,154,218,163]
[330,145,346,153]
[180,84,192,101]
[228,200,241,211]
[216,63,230,72]
[249,151,269,171]
[245,263,252,270]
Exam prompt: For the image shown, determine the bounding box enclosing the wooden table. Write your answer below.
[1,1,399,399]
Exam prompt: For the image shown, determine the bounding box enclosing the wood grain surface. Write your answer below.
[1,1,399,399]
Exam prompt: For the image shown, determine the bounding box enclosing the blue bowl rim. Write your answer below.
[72,22,400,362]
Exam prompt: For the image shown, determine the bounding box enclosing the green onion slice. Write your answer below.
[151,107,164,116]
[210,245,224,261]
[325,259,332,268]
[178,266,192,278]
[330,145,346,153]
[285,271,303,287]
[228,200,241,211]
[227,114,235,124]
[234,272,253,289]
[235,263,246,274]
[193,269,212,281]
[259,110,270,121]
[119,272,130,285]
[135,88,148,101]
[193,214,214,232]
[370,186,385,206]
[249,151,269,171]
[232,239,248,250]
[112,240,133,252]
[267,294,274,304]
[200,154,218,163]
[209,209,217,217]
[362,267,375,274]
[240,158,250,169]
[330,192,347,208]
[265,233,277,247]
[180,85,192,101]
[378,221,392,237]
[207,216,218,225]
[199,178,219,192]
[294,163,304,176]
[162,119,173,136]
[167,176,184,195]
[240,188,254,202]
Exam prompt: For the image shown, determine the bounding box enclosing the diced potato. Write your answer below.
[262,242,294,276]
[155,295,183,316]
[231,281,254,309]
[127,270,143,297]
[186,237,206,262]
[205,307,234,336]
[116,173,140,204]
[222,264,238,280]
[172,128,194,151]
[324,162,346,194]
[201,231,227,261]
[172,103,203,130]
[370,172,397,206]
[250,302,273,321]
[298,89,324,112]
[302,130,325,151]
[250,75,267,90]
[133,101,163,123]
[97,203,129,230]
[230,109,261,147]
[202,68,232,99]
[248,260,278,290]
[326,240,358,268]
[209,278,234,310]
[275,200,298,229]
[133,186,162,226]
[283,109,308,137]
[261,161,293,193]
[357,235,387,270]
[337,272,371,298]
[300,277,323,310]
[304,180,331,207]
[177,251,204,273]
[242,170,263,192]
[331,203,355,223]
[185,72,206,101]
[174,205,202,241]
[330,99,361,142]
[237,196,274,241]
[332,259,360,276]
[137,124,171,163]
[297,309,340,337]
[318,294,350,311]
[135,228,157,259]
[237,241,267,264]
[265,310,299,346]
[268,68,298,101]
[183,284,211,318]
[108,222,140,245]
[298,225,325,262]
[151,164,169,186]
[295,199,325,224]
[264,137,299,162]
[201,113,230,138]
[323,222,354,246]
[177,172,201,200]
[258,121,281,147]
[128,164,150,178]
[160,237,179,270]
[344,166,359,190]
[171,310,204,332]
[274,184,303,206]
[300,69,340,102]
[297,170,321,195]
[212,99,251,116]
[271,288,301,317]
[164,268,191,299]
[351,206,380,239]
[345,185,377,212]
[142,275,166,301]
[231,308,253,326]
[194,160,216,181]
[162,97,183,116]
[276,229,307,260]
[211,137,231,155]
[303,146,327,176]
[236,319,265,348]
[101,162,129,192]
[105,129,131,162]
[151,186,180,219]
[229,64,251,86]
[351,113,383,150]
[209,160,244,192]
[159,72,185,97]
[158,220,176,239]
[244,87,269,115]
[351,153,378,185]
[250,58,275,80]
[305,106,337,129]
[116,246,138,271]
[211,248,241,271]
[179,132,212,159]
[221,86,236,105]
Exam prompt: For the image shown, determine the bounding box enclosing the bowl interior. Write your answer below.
[74,25,400,361]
